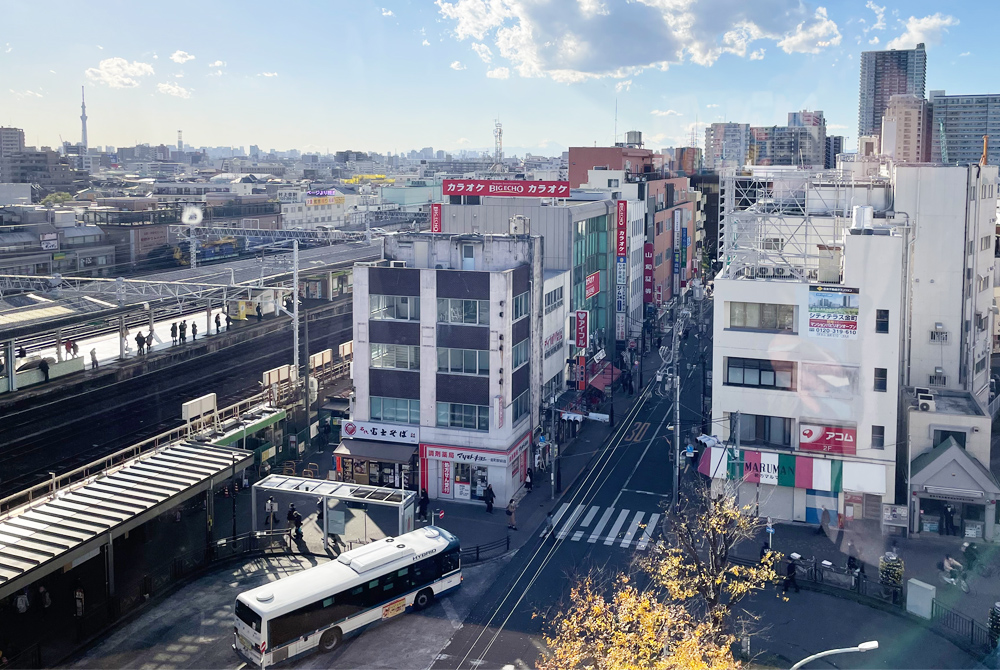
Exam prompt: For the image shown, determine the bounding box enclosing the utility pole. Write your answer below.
[303,304,311,454]
[292,239,300,374]
[671,306,688,512]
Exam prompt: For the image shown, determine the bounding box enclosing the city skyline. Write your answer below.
[0,0,984,155]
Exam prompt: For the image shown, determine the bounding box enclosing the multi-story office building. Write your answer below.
[858,43,927,139]
[749,125,826,168]
[824,136,844,169]
[568,141,654,188]
[929,90,1000,166]
[0,127,25,182]
[707,159,999,539]
[788,110,825,128]
[880,94,930,163]
[346,233,543,505]
[0,205,115,276]
[705,123,751,170]
[1,150,89,195]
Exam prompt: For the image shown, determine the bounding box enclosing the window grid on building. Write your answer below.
[370,295,419,321]
[437,348,489,376]
[729,302,795,332]
[512,390,530,424]
[512,291,530,321]
[437,298,490,326]
[370,397,420,424]
[370,343,420,370]
[512,339,529,370]
[436,402,489,431]
[725,357,795,390]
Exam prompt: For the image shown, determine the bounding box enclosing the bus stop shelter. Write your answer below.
[251,476,416,549]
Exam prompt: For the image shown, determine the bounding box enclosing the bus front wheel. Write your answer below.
[320,628,343,653]
[413,588,435,611]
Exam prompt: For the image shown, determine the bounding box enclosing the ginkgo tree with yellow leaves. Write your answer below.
[538,478,779,670]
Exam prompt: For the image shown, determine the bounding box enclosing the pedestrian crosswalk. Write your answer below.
[542,503,661,550]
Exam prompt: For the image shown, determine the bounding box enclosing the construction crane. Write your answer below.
[980,134,989,167]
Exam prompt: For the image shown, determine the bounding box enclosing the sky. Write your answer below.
[0,0,989,156]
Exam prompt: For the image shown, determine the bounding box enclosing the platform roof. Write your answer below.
[0,442,252,599]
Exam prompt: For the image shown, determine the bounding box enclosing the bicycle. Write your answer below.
[938,565,970,593]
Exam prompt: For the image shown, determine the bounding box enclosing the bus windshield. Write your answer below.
[235,599,262,634]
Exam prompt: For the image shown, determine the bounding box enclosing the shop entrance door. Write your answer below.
[472,467,488,500]
[454,463,472,500]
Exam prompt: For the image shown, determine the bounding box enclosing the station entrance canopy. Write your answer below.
[0,442,253,600]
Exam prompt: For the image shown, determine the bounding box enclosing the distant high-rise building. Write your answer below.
[858,43,926,139]
[749,125,826,168]
[880,94,930,163]
[704,123,750,170]
[825,135,844,169]
[788,110,825,127]
[929,90,1000,166]
[80,86,88,149]
[0,126,26,182]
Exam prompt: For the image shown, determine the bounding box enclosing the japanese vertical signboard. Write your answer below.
[672,209,681,294]
[575,310,589,348]
[807,286,860,339]
[430,203,442,233]
[441,461,452,495]
[616,257,627,285]
[616,200,628,341]
[616,284,627,313]
[643,243,654,303]
[585,271,600,299]
[616,200,628,257]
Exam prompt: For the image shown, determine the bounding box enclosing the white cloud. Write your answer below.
[96,45,103,50]
[864,2,886,32]
[828,123,848,129]
[382,8,394,16]
[749,48,765,60]
[776,7,842,54]
[174,73,184,78]
[3,43,10,54]
[472,42,493,62]
[157,82,191,98]
[170,50,195,64]
[456,137,470,144]
[615,79,631,93]
[436,0,844,82]
[9,89,43,100]
[869,36,879,44]
[450,60,467,70]
[208,70,225,77]
[886,13,958,50]
[258,72,279,77]
[959,51,971,57]
[706,103,719,108]
[85,57,155,88]
[49,70,56,74]
[486,66,510,78]
[208,60,226,67]
[422,39,431,46]
[651,109,681,117]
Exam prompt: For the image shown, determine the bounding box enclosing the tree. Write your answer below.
[40,192,73,207]
[539,478,778,670]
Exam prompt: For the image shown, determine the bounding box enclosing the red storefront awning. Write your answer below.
[589,362,621,391]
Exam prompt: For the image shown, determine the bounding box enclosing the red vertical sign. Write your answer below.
[430,203,442,233]
[616,200,628,257]
[441,461,451,495]
[643,243,654,303]
[577,355,587,391]
[574,310,589,348]
[585,272,600,299]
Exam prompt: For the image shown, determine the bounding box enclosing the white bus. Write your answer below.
[233,526,461,667]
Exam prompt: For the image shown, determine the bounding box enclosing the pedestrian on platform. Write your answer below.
[783,558,800,593]
[170,323,178,346]
[191,322,197,341]
[71,341,79,359]
[38,358,49,383]
[73,582,85,641]
[525,468,533,493]
[144,332,152,353]
[38,586,51,619]
[17,346,26,358]
[226,314,232,331]
[65,340,73,358]
[90,348,98,370]
[506,498,517,530]
[179,321,187,344]
[215,314,221,334]
[256,303,263,322]
[418,489,429,522]
[484,484,496,514]
[135,331,145,355]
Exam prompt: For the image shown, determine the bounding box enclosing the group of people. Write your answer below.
[63,340,80,359]
[169,313,233,347]
[133,331,153,355]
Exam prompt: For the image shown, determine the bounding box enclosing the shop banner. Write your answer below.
[799,424,857,455]
[441,461,451,495]
[616,200,628,257]
[616,284,627,312]
[442,179,570,198]
[616,257,628,286]
[808,286,860,339]
[575,310,589,348]
[496,394,504,429]
[616,312,626,341]
[342,420,419,444]
[699,447,846,492]
[423,435,529,467]
[430,203,442,233]
[585,271,600,299]
[643,243,654,303]
[672,209,681,294]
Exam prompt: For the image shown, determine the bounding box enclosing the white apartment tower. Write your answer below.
[880,94,929,163]
[705,123,751,171]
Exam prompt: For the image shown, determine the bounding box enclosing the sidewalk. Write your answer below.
[733,516,1000,626]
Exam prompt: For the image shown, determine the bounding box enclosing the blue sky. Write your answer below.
[0,0,988,156]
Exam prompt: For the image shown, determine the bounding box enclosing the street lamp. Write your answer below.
[789,641,879,670]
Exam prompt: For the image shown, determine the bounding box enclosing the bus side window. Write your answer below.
[439,548,460,575]
[412,556,440,588]
[396,567,412,592]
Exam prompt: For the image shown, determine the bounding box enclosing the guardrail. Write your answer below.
[731,554,903,607]
[931,600,997,654]
[988,393,1000,419]
[460,536,511,564]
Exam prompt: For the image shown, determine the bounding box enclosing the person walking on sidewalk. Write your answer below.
[418,490,429,522]
[170,322,178,346]
[506,498,517,530]
[783,557,800,593]
[525,468,533,493]
[191,321,198,341]
[215,313,221,334]
[90,348,98,370]
[816,506,830,535]
[484,484,496,513]
[543,511,555,538]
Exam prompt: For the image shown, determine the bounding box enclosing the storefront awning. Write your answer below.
[334,439,417,464]
[589,362,621,391]
[911,437,1000,500]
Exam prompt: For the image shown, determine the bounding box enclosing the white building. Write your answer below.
[278,186,354,228]
[705,159,999,536]
[880,94,929,163]
[705,123,751,171]
[346,233,543,506]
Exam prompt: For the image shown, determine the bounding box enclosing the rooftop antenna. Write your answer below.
[80,86,88,149]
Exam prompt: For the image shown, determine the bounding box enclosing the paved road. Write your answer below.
[0,310,351,496]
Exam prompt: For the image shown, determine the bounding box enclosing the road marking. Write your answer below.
[612,403,672,508]
[540,502,571,537]
[588,508,615,543]
[440,597,463,630]
[556,505,586,540]
[604,509,631,545]
[572,530,585,541]
[636,513,660,550]
[621,488,671,497]
[580,506,599,527]
[620,511,645,548]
